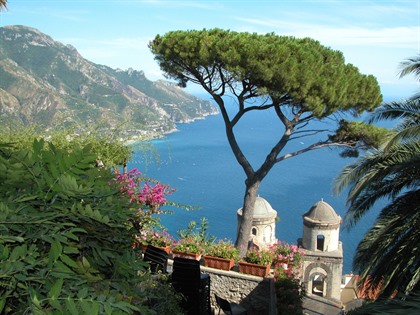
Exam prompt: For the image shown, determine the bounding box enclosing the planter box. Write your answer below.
[172,250,202,261]
[239,261,271,277]
[141,244,171,254]
[203,255,235,271]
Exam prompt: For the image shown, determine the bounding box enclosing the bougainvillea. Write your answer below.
[113,167,175,233]
[114,168,174,209]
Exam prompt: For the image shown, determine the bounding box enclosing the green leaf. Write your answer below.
[60,254,79,269]
[80,300,93,314]
[63,245,80,255]
[65,297,79,315]
[0,236,25,243]
[0,297,6,313]
[103,302,113,315]
[0,245,10,259]
[13,195,39,203]
[77,287,88,299]
[91,301,100,315]
[82,256,91,269]
[49,240,62,263]
[48,278,64,299]
[51,261,74,278]
[49,297,61,310]
[28,286,42,309]
[113,301,141,312]
[9,245,25,261]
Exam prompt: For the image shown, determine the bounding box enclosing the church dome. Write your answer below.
[303,199,341,225]
[237,196,277,219]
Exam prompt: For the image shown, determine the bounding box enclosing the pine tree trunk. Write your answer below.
[235,180,260,257]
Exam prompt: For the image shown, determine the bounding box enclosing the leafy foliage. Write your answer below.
[0,139,178,314]
[0,124,133,167]
[335,56,420,299]
[204,239,239,260]
[331,120,390,157]
[242,247,273,266]
[274,277,304,315]
[348,292,420,314]
[177,218,215,246]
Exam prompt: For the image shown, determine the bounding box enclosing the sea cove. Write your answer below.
[129,100,383,274]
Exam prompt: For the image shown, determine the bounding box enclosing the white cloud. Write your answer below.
[235,17,418,49]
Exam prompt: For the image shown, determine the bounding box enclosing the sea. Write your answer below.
[128,96,389,274]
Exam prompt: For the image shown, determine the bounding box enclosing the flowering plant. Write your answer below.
[242,247,273,266]
[274,269,304,315]
[113,168,176,233]
[114,168,174,213]
[271,242,304,267]
[172,237,205,254]
[205,239,239,260]
[136,229,175,247]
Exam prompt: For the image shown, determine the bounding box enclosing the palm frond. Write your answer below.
[354,190,420,298]
[385,124,420,150]
[348,291,420,314]
[337,141,420,227]
[368,99,420,124]
[338,56,420,303]
[399,55,420,80]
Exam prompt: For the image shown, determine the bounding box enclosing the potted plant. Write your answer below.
[172,236,205,260]
[135,229,174,254]
[239,247,273,277]
[203,239,239,271]
[271,241,304,270]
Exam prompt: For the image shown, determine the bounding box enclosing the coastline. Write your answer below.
[125,111,219,145]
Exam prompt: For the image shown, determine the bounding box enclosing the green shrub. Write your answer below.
[0,139,178,314]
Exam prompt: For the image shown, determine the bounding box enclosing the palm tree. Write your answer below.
[335,56,420,298]
[0,0,7,10]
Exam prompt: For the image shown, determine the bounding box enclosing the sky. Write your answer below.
[0,0,419,100]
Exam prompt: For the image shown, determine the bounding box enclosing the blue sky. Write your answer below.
[1,0,419,99]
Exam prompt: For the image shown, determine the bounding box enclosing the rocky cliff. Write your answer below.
[0,25,218,139]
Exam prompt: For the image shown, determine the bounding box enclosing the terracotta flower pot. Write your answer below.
[142,244,171,255]
[203,255,235,271]
[172,250,202,261]
[239,261,271,277]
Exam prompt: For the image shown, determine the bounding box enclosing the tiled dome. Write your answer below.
[303,199,341,224]
[237,196,277,218]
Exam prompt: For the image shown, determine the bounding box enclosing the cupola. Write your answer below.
[237,196,278,249]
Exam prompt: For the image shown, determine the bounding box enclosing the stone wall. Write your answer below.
[201,265,276,315]
[167,259,277,314]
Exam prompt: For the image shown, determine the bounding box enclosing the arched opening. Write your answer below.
[317,235,325,251]
[311,274,326,297]
[251,227,257,236]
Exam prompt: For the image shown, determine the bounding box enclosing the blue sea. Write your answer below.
[128,98,385,274]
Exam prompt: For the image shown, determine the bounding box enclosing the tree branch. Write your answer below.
[275,141,356,162]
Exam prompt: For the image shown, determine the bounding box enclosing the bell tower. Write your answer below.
[300,199,343,302]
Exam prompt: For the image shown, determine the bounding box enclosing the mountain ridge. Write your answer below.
[0,25,218,140]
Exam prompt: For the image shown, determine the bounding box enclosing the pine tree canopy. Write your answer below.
[150,29,382,118]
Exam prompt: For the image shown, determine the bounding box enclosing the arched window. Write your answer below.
[311,274,326,297]
[251,227,257,236]
[317,235,325,251]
